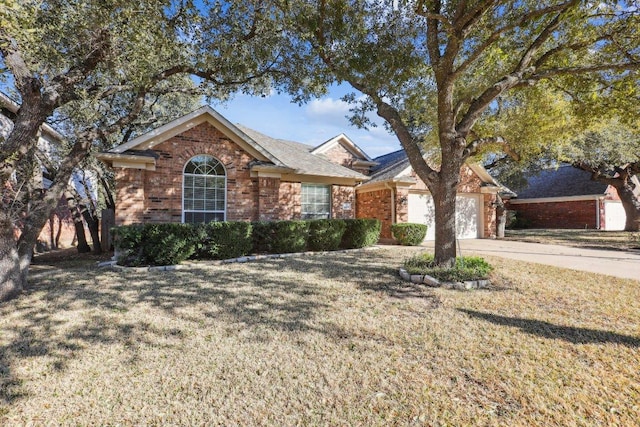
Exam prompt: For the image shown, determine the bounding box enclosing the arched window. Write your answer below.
[183,155,226,223]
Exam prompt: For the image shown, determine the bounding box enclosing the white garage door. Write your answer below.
[408,193,480,240]
[604,201,626,231]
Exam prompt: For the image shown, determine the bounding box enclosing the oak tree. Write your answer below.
[0,0,287,301]
[279,0,639,266]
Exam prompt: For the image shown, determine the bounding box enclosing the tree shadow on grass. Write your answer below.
[0,249,421,412]
[0,254,354,410]
[458,309,640,347]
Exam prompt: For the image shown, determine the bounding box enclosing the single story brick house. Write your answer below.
[97,106,505,240]
[506,164,636,230]
[96,106,369,225]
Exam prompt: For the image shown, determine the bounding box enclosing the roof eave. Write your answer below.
[96,152,156,170]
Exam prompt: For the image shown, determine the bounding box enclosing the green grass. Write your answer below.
[2,247,639,425]
[403,253,493,282]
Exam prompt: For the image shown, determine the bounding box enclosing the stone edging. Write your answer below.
[398,268,490,290]
[98,246,381,272]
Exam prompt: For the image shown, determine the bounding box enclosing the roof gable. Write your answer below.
[107,105,282,166]
[236,125,369,180]
[311,133,374,162]
[100,106,368,181]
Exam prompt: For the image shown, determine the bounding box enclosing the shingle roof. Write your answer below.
[365,149,515,198]
[235,125,369,180]
[515,164,608,199]
[366,149,412,183]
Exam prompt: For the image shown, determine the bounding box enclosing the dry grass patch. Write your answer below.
[505,229,640,251]
[1,248,639,426]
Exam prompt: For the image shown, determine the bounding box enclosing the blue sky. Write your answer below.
[210,86,401,159]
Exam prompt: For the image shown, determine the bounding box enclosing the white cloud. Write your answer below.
[305,97,351,120]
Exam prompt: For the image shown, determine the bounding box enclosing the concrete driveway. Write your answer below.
[421,239,640,281]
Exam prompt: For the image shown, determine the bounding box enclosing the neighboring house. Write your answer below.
[356,150,509,241]
[97,105,506,241]
[0,91,77,249]
[506,164,636,230]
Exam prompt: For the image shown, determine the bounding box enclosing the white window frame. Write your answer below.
[182,155,227,223]
[301,183,331,219]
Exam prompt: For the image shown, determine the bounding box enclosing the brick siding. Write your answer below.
[507,199,599,229]
[331,185,356,219]
[356,189,394,238]
[322,144,370,175]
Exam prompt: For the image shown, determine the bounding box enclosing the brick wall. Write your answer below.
[331,185,356,219]
[115,122,259,225]
[258,177,280,221]
[483,193,498,239]
[356,189,394,238]
[115,168,146,224]
[408,164,483,192]
[278,182,301,220]
[507,199,598,229]
[322,144,370,175]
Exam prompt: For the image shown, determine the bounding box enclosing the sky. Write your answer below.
[210,85,402,159]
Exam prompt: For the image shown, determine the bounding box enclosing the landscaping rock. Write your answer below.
[410,274,424,284]
[422,274,441,287]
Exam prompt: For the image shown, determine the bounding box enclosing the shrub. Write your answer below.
[251,221,273,253]
[391,223,428,245]
[113,223,197,266]
[139,223,197,266]
[195,221,253,260]
[403,253,493,282]
[112,224,145,266]
[307,219,347,251]
[340,218,381,249]
[270,220,310,254]
[507,211,531,229]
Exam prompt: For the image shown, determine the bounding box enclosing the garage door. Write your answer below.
[408,193,480,240]
[604,201,625,231]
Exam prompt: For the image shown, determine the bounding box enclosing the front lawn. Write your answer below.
[505,228,640,251]
[1,248,639,425]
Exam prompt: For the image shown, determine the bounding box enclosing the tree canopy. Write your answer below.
[0,0,291,301]
[277,0,639,265]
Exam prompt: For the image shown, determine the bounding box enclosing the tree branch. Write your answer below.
[453,1,577,76]
[462,135,520,162]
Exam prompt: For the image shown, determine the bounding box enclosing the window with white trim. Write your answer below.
[182,155,226,223]
[301,183,331,219]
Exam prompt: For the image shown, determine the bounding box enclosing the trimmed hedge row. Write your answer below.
[112,218,381,266]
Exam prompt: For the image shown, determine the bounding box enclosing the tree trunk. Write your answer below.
[615,182,640,231]
[55,216,63,248]
[49,214,56,250]
[80,203,102,254]
[0,212,28,302]
[432,171,459,267]
[65,190,91,253]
